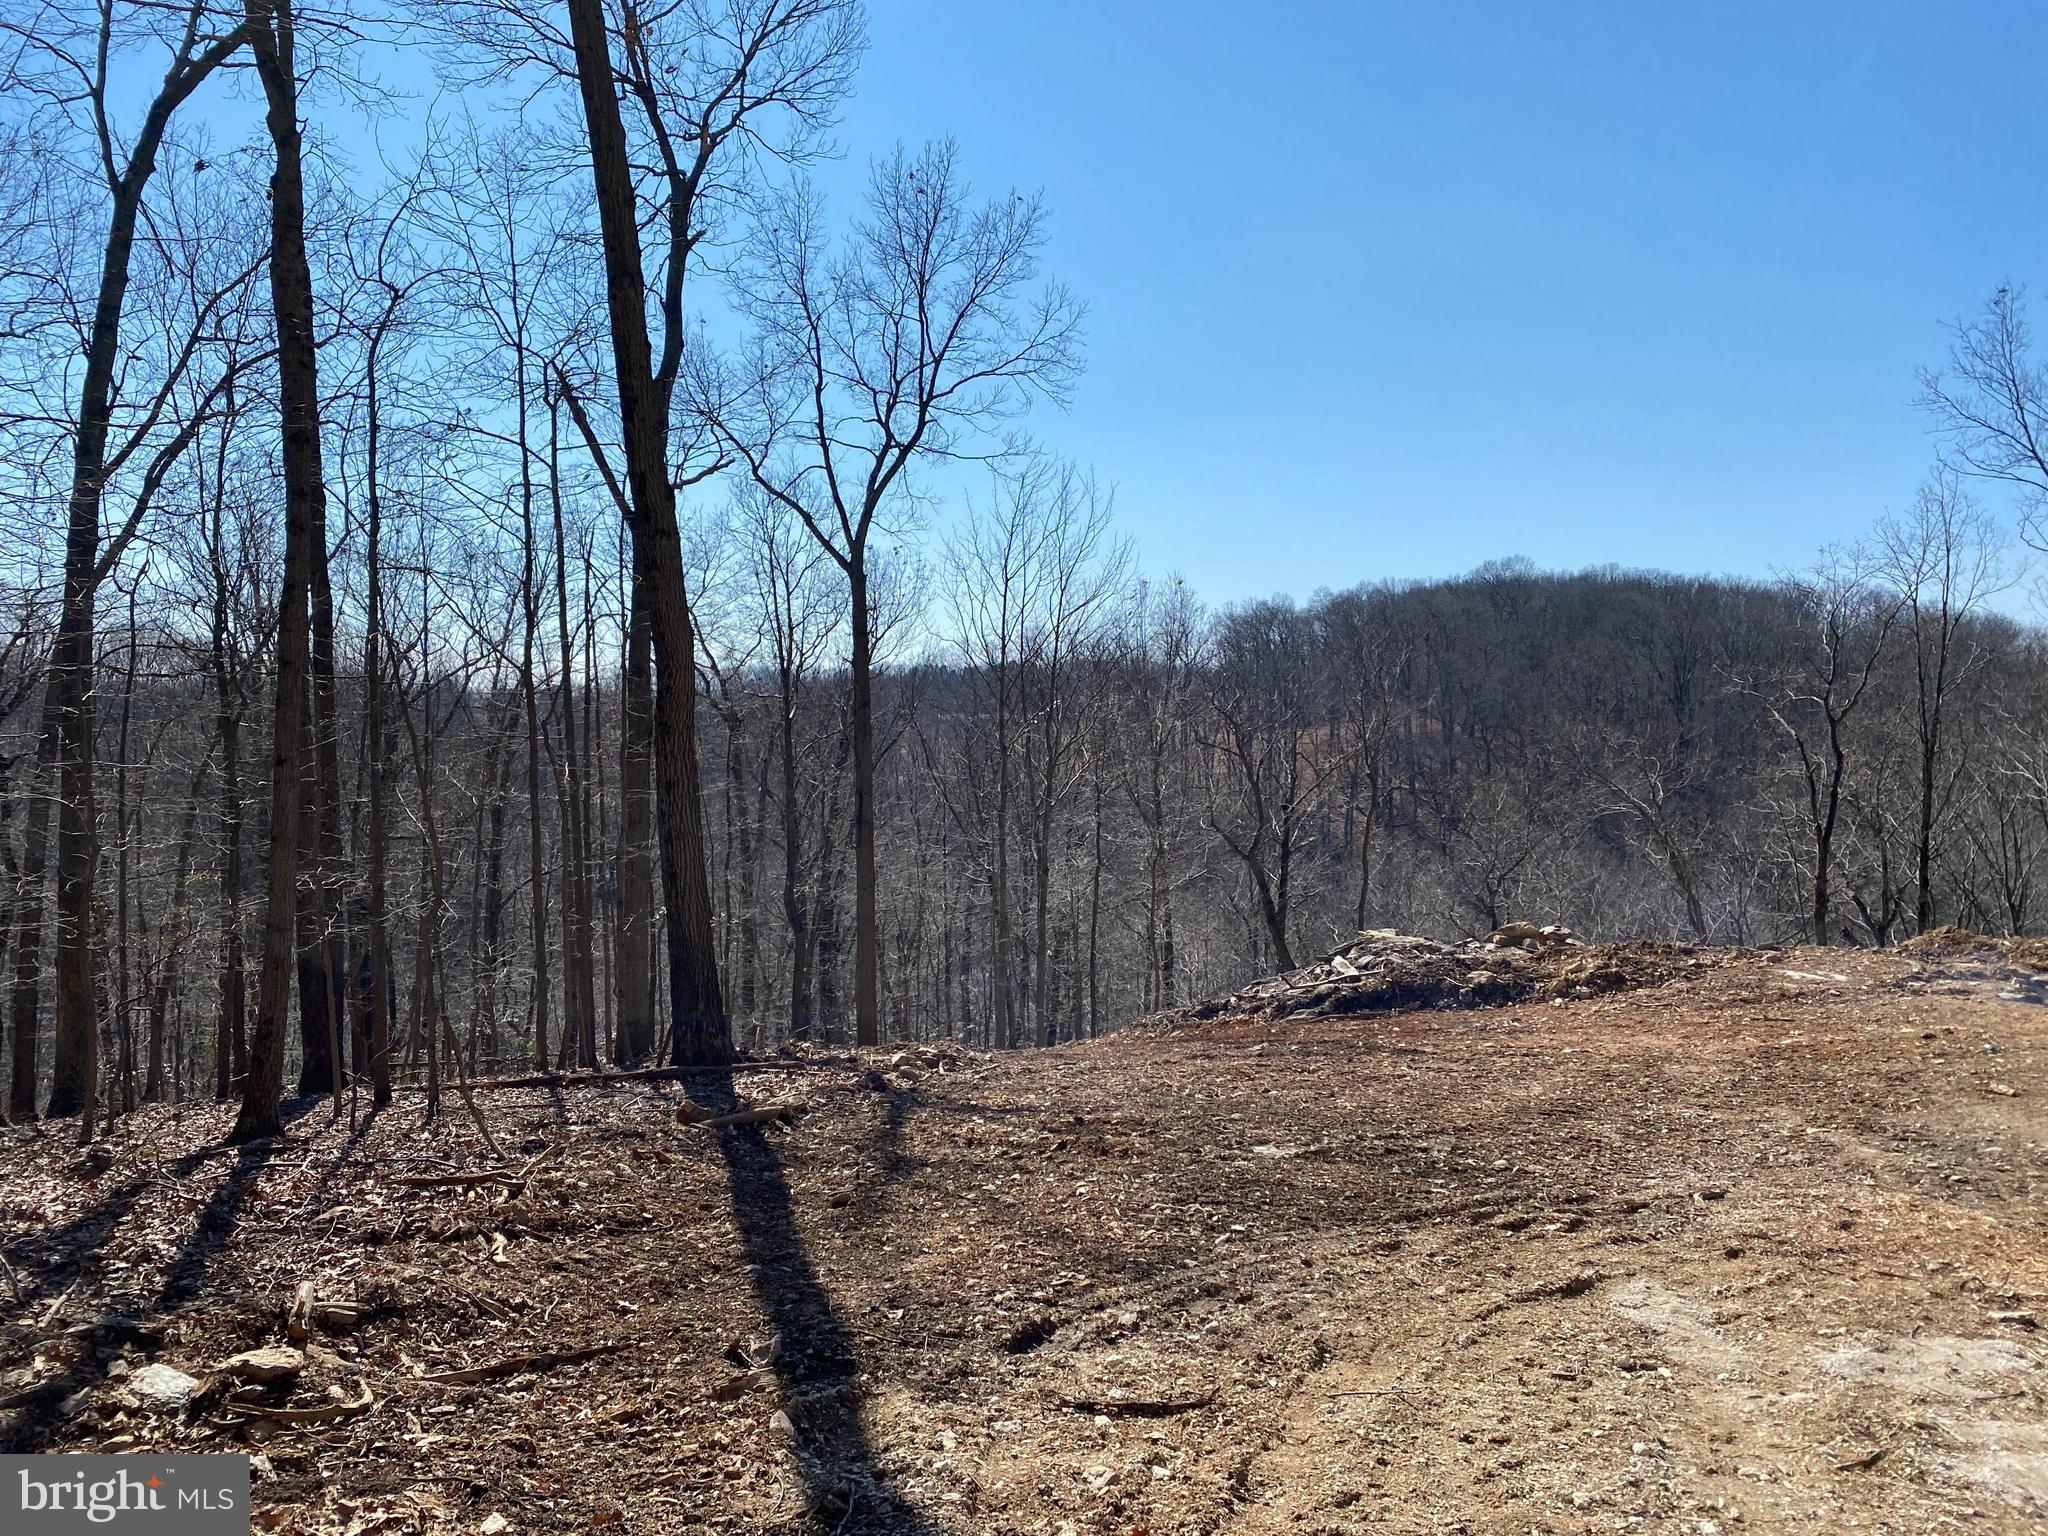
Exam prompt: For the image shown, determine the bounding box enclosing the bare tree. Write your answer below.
[1921,285,2048,552]
[715,140,1083,1044]
[1202,601,1321,971]
[234,0,326,1143]
[551,0,860,1063]
[1879,473,2010,932]
[1754,550,1904,946]
[0,0,253,1120]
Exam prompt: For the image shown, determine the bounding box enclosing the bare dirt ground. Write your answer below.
[2,938,2045,1535]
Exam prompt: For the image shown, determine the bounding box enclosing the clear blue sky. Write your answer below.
[812,0,2048,602]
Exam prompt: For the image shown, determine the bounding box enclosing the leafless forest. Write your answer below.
[3,0,2048,1138]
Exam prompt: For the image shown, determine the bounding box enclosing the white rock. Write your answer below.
[128,1363,200,1409]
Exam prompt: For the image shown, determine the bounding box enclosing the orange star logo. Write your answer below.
[146,1477,163,1489]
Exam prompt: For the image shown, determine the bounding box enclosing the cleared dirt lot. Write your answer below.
[2,941,2044,1534]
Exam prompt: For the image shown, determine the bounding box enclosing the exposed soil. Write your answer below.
[2,941,2045,1535]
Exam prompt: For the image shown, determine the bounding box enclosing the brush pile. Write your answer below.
[1151,925,1698,1027]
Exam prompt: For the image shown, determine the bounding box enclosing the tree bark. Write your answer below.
[849,562,880,1047]
[562,0,727,1064]
[548,398,598,1066]
[41,16,249,1120]
[235,0,323,1143]
[613,574,657,1062]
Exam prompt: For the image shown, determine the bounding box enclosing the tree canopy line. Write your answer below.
[3,2,2047,1141]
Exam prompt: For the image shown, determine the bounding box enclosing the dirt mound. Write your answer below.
[1149,928,1703,1029]
[1899,924,2000,957]
[1896,926,2048,974]
[1538,939,1702,999]
[2007,937,2048,972]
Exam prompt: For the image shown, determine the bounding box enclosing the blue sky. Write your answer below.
[804,0,2048,602]
[161,2,2048,604]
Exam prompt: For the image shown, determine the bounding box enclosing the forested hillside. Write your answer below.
[2,0,2046,1126]
[0,536,2041,1113]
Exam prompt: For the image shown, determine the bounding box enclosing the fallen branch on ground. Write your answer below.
[418,1343,621,1385]
[221,1387,375,1425]
[685,1105,798,1130]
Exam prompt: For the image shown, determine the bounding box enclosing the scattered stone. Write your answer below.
[220,1347,306,1384]
[480,1515,509,1536]
[710,1371,760,1403]
[127,1363,201,1410]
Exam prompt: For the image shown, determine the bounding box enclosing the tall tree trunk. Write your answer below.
[478,709,512,1069]
[294,489,344,1095]
[549,399,597,1066]
[1087,773,1103,1039]
[518,365,550,1072]
[361,339,395,1107]
[778,662,811,1043]
[1916,731,1939,934]
[207,390,247,1103]
[42,20,248,1119]
[991,655,1015,1049]
[113,604,138,1114]
[812,720,848,1039]
[214,704,245,1100]
[234,0,324,1144]
[8,727,56,1121]
[849,561,879,1046]
[563,0,727,1064]
[613,574,657,1063]
[145,761,208,1103]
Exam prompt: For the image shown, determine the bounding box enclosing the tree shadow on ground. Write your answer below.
[0,1097,320,1451]
[870,1081,923,1190]
[694,1068,954,1535]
